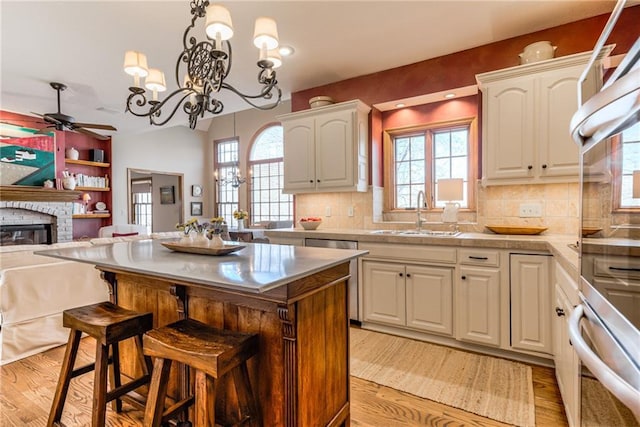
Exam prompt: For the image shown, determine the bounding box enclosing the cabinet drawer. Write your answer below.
[459,249,500,267]
[360,242,456,264]
[593,258,640,280]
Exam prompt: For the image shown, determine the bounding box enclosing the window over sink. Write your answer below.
[384,118,477,212]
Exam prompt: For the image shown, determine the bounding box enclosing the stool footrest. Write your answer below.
[105,374,151,403]
[162,396,195,423]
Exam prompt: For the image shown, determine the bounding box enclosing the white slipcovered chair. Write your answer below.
[98,224,149,238]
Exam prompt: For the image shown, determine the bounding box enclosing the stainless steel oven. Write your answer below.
[569,1,640,424]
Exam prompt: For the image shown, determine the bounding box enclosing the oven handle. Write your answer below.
[568,304,640,417]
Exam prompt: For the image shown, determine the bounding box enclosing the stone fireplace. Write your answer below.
[0,187,80,244]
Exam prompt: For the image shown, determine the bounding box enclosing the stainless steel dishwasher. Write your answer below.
[305,238,359,324]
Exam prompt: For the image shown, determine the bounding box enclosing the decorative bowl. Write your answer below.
[299,219,322,230]
[309,96,335,108]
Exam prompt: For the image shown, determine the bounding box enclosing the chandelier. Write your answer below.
[216,163,246,188]
[123,0,283,129]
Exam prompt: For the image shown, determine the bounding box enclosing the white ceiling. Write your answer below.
[0,1,623,138]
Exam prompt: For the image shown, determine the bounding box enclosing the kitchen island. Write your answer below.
[37,239,367,426]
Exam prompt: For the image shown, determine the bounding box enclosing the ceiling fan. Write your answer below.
[31,82,116,140]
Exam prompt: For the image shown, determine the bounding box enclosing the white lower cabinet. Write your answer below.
[554,282,580,427]
[457,265,501,346]
[363,260,453,336]
[510,254,553,354]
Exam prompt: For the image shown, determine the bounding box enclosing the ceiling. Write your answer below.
[0,1,624,138]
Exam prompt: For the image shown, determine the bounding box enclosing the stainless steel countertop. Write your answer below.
[36,239,367,293]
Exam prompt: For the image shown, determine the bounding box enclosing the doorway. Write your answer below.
[127,168,184,233]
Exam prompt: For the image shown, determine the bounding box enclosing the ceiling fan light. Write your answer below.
[123,50,149,77]
[205,4,234,41]
[145,69,166,92]
[253,17,279,50]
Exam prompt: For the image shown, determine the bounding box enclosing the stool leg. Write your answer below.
[144,357,173,427]
[92,340,109,427]
[134,334,154,376]
[194,370,217,427]
[232,362,260,427]
[47,329,82,426]
[110,342,123,413]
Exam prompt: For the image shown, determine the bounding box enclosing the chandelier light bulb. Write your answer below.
[145,68,166,101]
[265,49,282,69]
[123,51,149,87]
[253,17,279,51]
[205,4,234,42]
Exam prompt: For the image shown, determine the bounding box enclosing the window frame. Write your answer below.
[383,117,478,213]
[213,136,240,226]
[611,124,640,212]
[247,123,294,224]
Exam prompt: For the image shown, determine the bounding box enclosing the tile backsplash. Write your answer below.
[293,181,580,235]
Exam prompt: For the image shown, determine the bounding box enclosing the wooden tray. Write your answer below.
[581,227,603,237]
[485,225,548,235]
[161,242,246,256]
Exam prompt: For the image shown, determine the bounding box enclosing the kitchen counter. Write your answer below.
[37,239,366,426]
[36,239,367,293]
[264,228,580,280]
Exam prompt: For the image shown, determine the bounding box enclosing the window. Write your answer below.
[616,122,640,209]
[214,138,239,226]
[249,125,293,223]
[131,184,152,234]
[385,119,477,211]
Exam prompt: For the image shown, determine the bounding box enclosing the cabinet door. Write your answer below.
[537,65,583,178]
[592,277,640,329]
[362,261,405,326]
[457,266,501,346]
[283,117,315,192]
[315,110,354,189]
[554,284,579,427]
[484,78,535,180]
[406,265,453,336]
[510,254,552,354]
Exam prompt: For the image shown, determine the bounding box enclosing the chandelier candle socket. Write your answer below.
[124,1,283,129]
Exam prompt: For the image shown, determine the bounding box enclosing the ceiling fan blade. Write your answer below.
[72,122,117,131]
[74,127,110,141]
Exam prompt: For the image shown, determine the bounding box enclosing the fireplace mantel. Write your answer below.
[0,186,81,202]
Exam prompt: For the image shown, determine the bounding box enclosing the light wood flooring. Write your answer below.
[0,336,568,426]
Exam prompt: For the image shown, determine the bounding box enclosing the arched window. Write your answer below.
[249,125,293,224]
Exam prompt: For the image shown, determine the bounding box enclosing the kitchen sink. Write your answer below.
[369,230,401,235]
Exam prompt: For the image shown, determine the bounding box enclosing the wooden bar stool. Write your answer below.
[47,301,154,427]
[142,318,260,427]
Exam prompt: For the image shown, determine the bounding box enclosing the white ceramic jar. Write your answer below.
[65,147,79,160]
[62,176,76,190]
[519,41,557,64]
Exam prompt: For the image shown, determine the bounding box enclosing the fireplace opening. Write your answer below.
[0,224,53,246]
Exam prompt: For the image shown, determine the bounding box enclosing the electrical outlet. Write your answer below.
[347,206,354,217]
[325,206,332,217]
[519,203,542,218]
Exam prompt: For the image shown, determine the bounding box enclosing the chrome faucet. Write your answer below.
[416,190,427,231]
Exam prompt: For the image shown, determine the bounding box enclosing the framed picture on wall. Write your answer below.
[160,186,175,204]
[191,184,203,197]
[190,201,203,216]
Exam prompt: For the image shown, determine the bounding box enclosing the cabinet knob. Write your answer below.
[555,307,565,317]
[527,165,533,170]
[406,273,411,278]
[317,179,320,183]
[461,275,466,280]
[542,164,548,169]
[309,180,314,183]
[399,273,403,277]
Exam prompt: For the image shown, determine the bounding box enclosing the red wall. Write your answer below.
[290,5,639,187]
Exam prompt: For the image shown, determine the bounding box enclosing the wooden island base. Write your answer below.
[109,262,350,427]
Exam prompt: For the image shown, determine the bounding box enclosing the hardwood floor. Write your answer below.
[0,337,568,426]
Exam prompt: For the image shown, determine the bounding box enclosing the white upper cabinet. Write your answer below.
[278,100,371,194]
[476,48,611,185]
